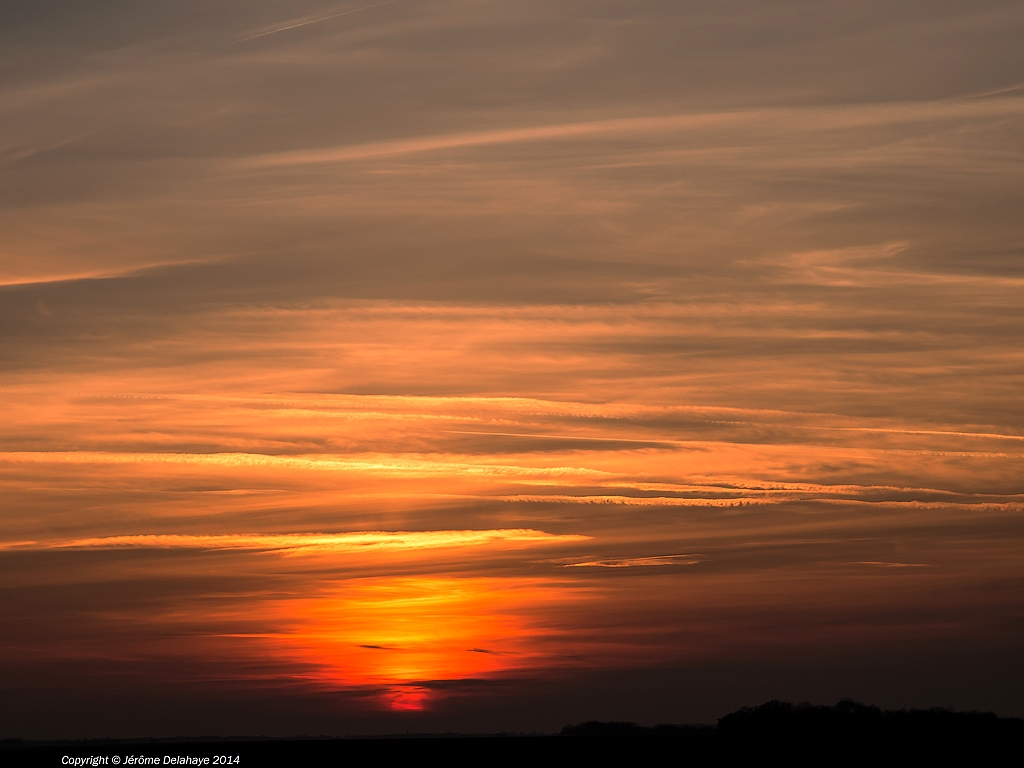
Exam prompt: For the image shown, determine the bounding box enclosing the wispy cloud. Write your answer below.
[0,451,613,481]
[239,95,1024,168]
[15,529,588,556]
[227,1,401,46]
[565,555,698,568]
[852,561,931,568]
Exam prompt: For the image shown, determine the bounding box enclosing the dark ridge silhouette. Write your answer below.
[716,698,1023,740]
[4,701,1022,764]
[560,698,1024,756]
[560,720,714,737]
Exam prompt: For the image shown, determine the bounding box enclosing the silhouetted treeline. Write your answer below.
[4,700,1022,765]
[561,698,1024,744]
[717,698,1023,739]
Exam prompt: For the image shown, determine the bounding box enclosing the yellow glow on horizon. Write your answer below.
[255,577,589,710]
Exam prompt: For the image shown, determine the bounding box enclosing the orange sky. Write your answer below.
[2,0,1023,738]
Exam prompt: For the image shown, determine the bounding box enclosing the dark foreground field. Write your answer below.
[4,701,1022,765]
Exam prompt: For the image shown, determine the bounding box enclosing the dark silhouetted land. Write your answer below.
[4,700,1022,764]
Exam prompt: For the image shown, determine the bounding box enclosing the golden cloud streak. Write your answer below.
[34,529,589,556]
[566,555,698,568]
[241,95,1024,168]
[0,451,610,480]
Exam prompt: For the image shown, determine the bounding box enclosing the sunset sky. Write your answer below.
[2,0,1023,738]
